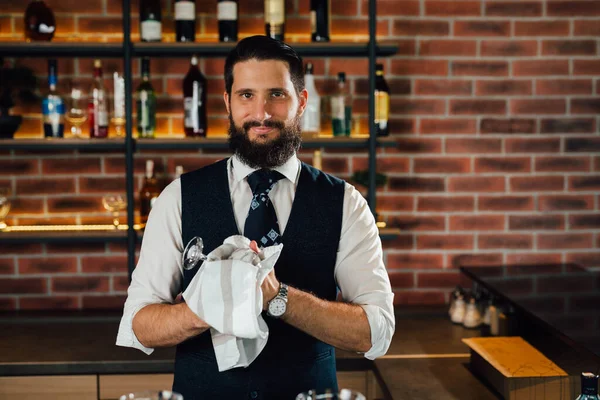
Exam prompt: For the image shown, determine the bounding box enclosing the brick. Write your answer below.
[538,276,595,293]
[0,298,16,311]
[420,40,477,56]
[455,21,510,37]
[510,176,564,192]
[566,252,600,268]
[113,275,130,291]
[330,18,389,37]
[392,20,450,36]
[79,177,128,193]
[572,98,600,114]
[0,244,43,255]
[418,196,475,212]
[0,17,12,34]
[393,291,446,306]
[574,60,600,76]
[375,157,411,175]
[13,217,77,226]
[479,234,533,250]
[78,17,124,35]
[547,1,600,16]
[47,243,107,254]
[452,61,508,77]
[378,196,414,212]
[417,271,461,289]
[427,1,482,15]
[539,195,594,211]
[481,40,538,57]
[414,157,471,174]
[513,60,569,76]
[83,295,127,310]
[509,215,565,230]
[446,138,503,154]
[543,40,597,56]
[47,197,103,213]
[385,234,415,250]
[450,215,505,231]
[388,271,415,288]
[515,20,570,36]
[510,99,566,115]
[0,160,38,176]
[596,157,600,171]
[80,256,128,273]
[479,196,534,212]
[574,20,600,36]
[387,253,444,269]
[388,177,445,192]
[420,119,477,135]
[390,99,446,115]
[52,277,109,293]
[569,295,600,312]
[390,138,442,154]
[566,137,600,152]
[18,257,78,275]
[417,234,474,250]
[535,156,591,172]
[390,60,448,76]
[16,57,75,76]
[475,157,531,173]
[506,138,561,153]
[538,80,593,97]
[389,119,416,135]
[506,253,563,266]
[389,216,446,232]
[486,2,542,16]
[42,158,101,174]
[449,253,503,268]
[10,198,44,215]
[569,176,600,191]
[355,78,411,96]
[0,259,14,275]
[570,213,600,229]
[480,118,536,134]
[539,233,593,250]
[450,100,506,115]
[0,278,46,294]
[360,0,420,15]
[20,296,79,310]
[414,80,472,96]
[543,119,596,135]
[476,80,532,96]
[16,178,75,196]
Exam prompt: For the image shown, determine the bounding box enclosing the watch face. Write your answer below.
[268,298,286,317]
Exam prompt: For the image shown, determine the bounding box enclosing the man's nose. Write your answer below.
[251,98,273,122]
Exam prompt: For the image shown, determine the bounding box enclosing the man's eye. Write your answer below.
[272,92,285,98]
[241,93,253,99]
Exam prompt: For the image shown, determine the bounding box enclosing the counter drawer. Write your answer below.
[0,375,97,400]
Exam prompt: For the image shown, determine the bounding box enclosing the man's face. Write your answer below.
[224,59,308,168]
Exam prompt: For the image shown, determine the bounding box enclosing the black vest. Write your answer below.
[173,158,345,400]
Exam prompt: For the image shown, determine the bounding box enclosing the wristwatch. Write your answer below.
[267,283,288,318]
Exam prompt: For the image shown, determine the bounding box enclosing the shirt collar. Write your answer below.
[231,153,300,185]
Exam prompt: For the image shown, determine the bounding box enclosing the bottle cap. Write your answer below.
[191,55,199,66]
[94,59,102,68]
[581,372,599,395]
[337,72,346,82]
[146,160,154,179]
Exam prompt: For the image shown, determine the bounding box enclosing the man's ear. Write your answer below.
[223,92,230,114]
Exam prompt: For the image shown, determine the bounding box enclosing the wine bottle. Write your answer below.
[89,60,109,138]
[111,72,126,137]
[24,0,56,41]
[42,59,65,138]
[218,0,238,42]
[175,0,196,42]
[183,55,207,137]
[301,62,321,137]
[139,160,161,226]
[374,64,390,137]
[136,58,157,139]
[140,0,162,42]
[264,0,285,41]
[331,72,351,137]
[576,373,600,400]
[310,0,330,42]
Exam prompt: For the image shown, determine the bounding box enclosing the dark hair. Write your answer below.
[224,35,305,96]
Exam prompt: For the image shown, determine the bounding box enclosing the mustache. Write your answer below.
[242,120,285,131]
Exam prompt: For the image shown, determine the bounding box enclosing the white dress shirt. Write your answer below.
[116,153,395,360]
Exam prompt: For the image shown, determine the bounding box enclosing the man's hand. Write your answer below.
[261,269,280,310]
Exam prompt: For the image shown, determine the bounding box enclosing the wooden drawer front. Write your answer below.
[99,374,174,400]
[0,375,97,400]
[337,371,368,397]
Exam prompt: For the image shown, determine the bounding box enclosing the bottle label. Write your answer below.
[113,73,126,118]
[175,2,196,21]
[218,1,238,21]
[301,98,321,133]
[310,10,316,34]
[141,20,162,41]
[184,97,195,128]
[265,0,285,24]
[140,91,149,127]
[331,96,345,119]
[97,110,108,126]
[375,91,389,123]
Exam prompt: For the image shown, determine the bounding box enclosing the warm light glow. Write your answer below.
[1,224,144,232]
[376,221,387,229]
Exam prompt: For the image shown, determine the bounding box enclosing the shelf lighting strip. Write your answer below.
[0,224,144,232]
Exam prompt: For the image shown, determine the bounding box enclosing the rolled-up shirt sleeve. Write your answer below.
[116,179,184,354]
[335,183,395,360]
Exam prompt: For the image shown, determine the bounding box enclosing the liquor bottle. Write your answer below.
[140,0,162,42]
[175,165,184,180]
[89,60,109,138]
[136,58,157,139]
[111,72,126,137]
[374,64,390,137]
[24,0,56,41]
[301,62,321,138]
[42,60,65,138]
[310,0,330,42]
[175,0,195,42]
[264,0,285,41]
[183,55,207,137]
[331,72,351,137]
[139,160,161,226]
[218,0,238,42]
[576,373,600,400]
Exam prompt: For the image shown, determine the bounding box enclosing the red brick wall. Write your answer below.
[0,0,599,310]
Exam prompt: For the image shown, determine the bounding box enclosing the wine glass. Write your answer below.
[102,194,127,229]
[66,81,87,139]
[119,391,183,400]
[0,187,11,230]
[296,389,366,400]
[111,72,126,137]
[182,236,208,270]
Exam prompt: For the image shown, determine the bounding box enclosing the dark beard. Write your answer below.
[228,114,302,169]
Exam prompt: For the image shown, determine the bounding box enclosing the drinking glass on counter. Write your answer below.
[102,194,127,229]
[119,391,183,400]
[296,389,366,400]
[0,187,11,230]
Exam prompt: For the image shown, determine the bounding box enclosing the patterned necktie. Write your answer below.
[244,169,285,247]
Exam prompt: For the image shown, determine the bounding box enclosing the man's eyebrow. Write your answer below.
[234,88,255,94]
[269,88,289,92]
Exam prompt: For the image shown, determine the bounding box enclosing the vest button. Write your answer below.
[249,390,259,399]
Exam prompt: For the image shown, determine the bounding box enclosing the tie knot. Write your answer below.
[247,169,284,195]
